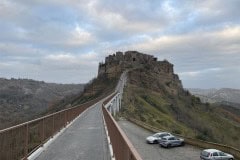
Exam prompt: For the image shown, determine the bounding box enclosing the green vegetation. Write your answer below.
[47,73,119,113]
[72,74,118,105]
[120,69,240,148]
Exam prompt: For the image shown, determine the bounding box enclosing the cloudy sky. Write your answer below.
[0,0,239,89]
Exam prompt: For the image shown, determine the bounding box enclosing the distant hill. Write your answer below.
[0,78,84,129]
[188,88,240,107]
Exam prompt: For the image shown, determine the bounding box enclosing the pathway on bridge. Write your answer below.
[36,101,110,160]
[118,119,201,160]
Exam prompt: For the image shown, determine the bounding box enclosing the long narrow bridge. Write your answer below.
[0,71,142,160]
[0,72,239,160]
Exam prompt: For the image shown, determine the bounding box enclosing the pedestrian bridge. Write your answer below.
[0,72,142,160]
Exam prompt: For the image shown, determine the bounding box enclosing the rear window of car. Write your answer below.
[201,151,210,157]
[162,138,167,140]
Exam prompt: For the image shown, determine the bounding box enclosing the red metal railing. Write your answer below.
[102,96,142,160]
[0,94,108,160]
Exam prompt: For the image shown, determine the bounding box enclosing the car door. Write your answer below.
[174,137,181,146]
[212,152,221,160]
[169,137,177,146]
[176,138,182,146]
[157,134,162,141]
[219,152,227,160]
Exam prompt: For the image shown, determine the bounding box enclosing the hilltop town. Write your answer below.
[98,51,182,93]
[98,51,179,79]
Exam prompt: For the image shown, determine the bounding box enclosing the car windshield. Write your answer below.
[159,134,167,138]
[201,151,210,157]
[153,133,159,137]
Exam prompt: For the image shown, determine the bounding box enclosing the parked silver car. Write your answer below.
[159,135,184,148]
[146,132,172,144]
[200,149,234,160]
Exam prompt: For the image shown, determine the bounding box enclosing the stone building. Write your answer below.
[98,51,176,78]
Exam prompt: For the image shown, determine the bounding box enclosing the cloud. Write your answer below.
[43,52,98,69]
[68,24,94,46]
[0,42,42,56]
[180,67,240,89]
[0,50,99,83]
[179,68,222,78]
[84,0,169,32]
[0,0,240,88]
[128,26,240,54]
[121,26,240,74]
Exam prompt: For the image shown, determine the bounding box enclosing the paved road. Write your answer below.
[36,102,110,160]
[118,120,201,160]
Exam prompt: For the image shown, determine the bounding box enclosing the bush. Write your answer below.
[156,119,161,124]
[172,129,182,134]
[195,134,207,141]
[139,115,146,122]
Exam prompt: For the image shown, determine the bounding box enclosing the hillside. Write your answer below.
[102,51,240,148]
[0,78,84,129]
[188,88,240,108]
[46,74,119,113]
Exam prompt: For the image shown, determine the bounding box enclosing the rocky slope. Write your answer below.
[0,78,84,129]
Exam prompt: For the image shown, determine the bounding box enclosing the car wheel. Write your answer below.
[166,144,171,148]
[229,158,233,160]
[153,140,158,144]
[181,142,185,146]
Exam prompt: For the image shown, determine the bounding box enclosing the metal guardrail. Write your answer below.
[128,118,240,160]
[0,93,109,160]
[102,95,142,160]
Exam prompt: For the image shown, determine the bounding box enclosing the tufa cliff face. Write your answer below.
[98,51,182,91]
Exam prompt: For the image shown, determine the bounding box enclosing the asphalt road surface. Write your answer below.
[36,102,110,160]
[118,119,202,160]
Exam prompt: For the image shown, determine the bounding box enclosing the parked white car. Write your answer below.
[146,132,172,144]
[200,149,234,160]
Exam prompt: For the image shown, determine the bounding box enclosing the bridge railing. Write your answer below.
[128,118,240,160]
[102,94,142,160]
[0,93,109,160]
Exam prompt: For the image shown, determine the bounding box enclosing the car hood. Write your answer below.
[146,136,156,141]
[226,153,234,158]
